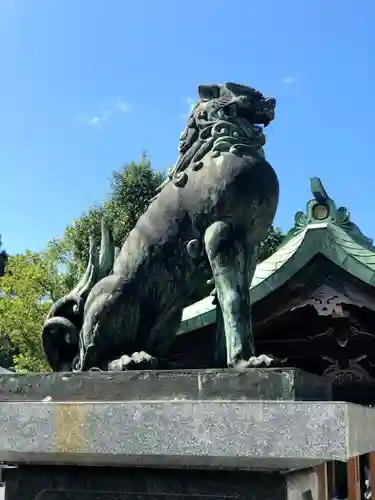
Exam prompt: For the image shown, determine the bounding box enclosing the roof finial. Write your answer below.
[310,177,330,204]
[283,177,374,249]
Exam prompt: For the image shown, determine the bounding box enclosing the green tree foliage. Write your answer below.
[258,226,285,262]
[0,249,68,372]
[60,156,165,276]
[0,235,8,277]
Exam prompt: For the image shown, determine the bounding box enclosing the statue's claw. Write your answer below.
[248,354,274,367]
[108,351,158,371]
[234,354,275,370]
[234,355,290,370]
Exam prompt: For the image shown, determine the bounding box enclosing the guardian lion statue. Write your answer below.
[42,82,279,372]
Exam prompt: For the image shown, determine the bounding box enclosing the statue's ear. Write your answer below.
[225,82,248,94]
[198,84,220,101]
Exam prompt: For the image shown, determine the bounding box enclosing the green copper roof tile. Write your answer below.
[251,228,307,287]
[369,272,375,287]
[180,296,216,334]
[329,225,375,268]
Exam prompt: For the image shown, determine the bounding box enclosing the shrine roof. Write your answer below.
[179,177,375,334]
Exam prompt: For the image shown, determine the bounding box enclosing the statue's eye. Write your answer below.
[198,111,207,119]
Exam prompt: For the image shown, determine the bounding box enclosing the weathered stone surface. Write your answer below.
[0,400,374,470]
[0,368,331,402]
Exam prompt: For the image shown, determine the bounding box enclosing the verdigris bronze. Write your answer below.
[42,82,279,372]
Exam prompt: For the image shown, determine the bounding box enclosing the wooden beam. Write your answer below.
[326,461,335,500]
[368,452,375,497]
[347,456,361,500]
[314,463,329,500]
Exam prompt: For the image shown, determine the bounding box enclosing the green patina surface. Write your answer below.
[179,177,375,334]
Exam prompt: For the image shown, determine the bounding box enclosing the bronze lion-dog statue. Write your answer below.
[42,82,279,372]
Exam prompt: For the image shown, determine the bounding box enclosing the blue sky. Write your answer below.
[0,0,373,254]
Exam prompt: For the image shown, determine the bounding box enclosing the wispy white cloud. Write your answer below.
[78,108,109,126]
[281,76,296,85]
[180,97,196,119]
[117,99,130,113]
[186,97,195,113]
[78,98,130,127]
[86,116,101,126]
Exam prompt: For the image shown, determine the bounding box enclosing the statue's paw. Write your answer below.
[108,351,158,371]
[235,354,275,370]
[248,354,274,367]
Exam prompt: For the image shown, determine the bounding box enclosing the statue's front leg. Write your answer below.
[204,221,254,367]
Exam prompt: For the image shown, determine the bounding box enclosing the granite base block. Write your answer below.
[0,400,374,470]
[0,368,331,402]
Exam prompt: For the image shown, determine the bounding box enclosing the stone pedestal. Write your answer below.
[0,369,372,499]
[0,367,331,402]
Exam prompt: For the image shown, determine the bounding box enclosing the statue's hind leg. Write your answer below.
[204,221,254,367]
[107,306,183,370]
[75,275,143,371]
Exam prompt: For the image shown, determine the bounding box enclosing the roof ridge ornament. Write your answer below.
[285,177,373,248]
[311,177,329,204]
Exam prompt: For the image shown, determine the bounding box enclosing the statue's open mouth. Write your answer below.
[220,96,276,128]
[239,97,276,127]
[217,83,276,128]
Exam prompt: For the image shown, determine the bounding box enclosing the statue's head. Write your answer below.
[157,82,276,192]
[177,83,276,162]
[196,82,276,128]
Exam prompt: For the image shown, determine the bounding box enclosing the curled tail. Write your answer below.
[41,219,118,371]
